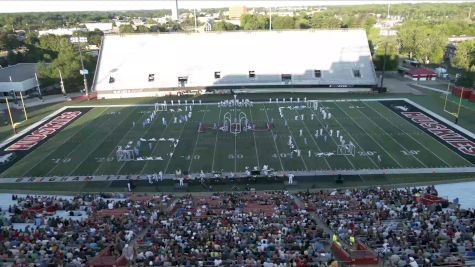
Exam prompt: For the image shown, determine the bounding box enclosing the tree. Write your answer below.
[271,16,295,30]
[397,23,419,59]
[310,14,342,29]
[453,40,475,72]
[240,14,268,30]
[0,32,20,50]
[212,21,239,31]
[135,25,150,33]
[119,24,135,33]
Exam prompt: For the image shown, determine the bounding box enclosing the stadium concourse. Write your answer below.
[0,187,474,267]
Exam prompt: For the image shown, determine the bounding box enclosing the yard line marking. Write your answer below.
[351,103,428,168]
[163,114,190,175]
[138,111,181,175]
[234,110,237,173]
[46,109,116,176]
[333,103,404,168]
[312,103,379,169]
[211,107,223,172]
[262,104,285,171]
[187,108,208,173]
[267,103,308,171]
[19,108,109,177]
[92,107,158,176]
[292,108,332,169]
[316,104,379,169]
[248,105,261,168]
[84,107,151,176]
[364,101,454,167]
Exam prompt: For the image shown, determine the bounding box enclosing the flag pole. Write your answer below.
[19,91,28,120]
[5,97,16,134]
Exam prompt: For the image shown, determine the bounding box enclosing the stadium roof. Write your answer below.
[0,63,38,82]
[94,30,377,92]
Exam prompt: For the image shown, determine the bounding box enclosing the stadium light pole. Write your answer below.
[193,8,198,32]
[269,7,272,31]
[72,33,89,98]
[380,41,388,89]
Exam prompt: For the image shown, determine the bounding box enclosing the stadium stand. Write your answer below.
[93,30,378,99]
[2,186,471,266]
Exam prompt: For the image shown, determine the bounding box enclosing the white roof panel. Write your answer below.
[94,30,377,91]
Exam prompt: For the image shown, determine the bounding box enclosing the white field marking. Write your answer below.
[9,97,467,157]
[320,103,379,169]
[0,106,69,150]
[46,109,123,176]
[332,103,405,168]
[61,96,474,139]
[352,103,428,168]
[234,111,237,173]
[94,107,158,174]
[211,107,223,172]
[304,103,361,169]
[403,99,475,139]
[2,166,475,183]
[19,108,109,177]
[186,108,208,173]
[138,111,183,175]
[364,101,455,167]
[262,103,285,171]
[247,105,261,168]
[157,112,190,175]
[411,83,449,94]
[272,104,308,171]
[297,105,332,170]
[82,107,154,176]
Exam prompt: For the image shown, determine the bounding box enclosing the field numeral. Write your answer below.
[51,158,71,164]
[272,153,288,158]
[228,154,244,159]
[186,155,200,160]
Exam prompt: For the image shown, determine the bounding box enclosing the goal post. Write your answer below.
[337,144,356,157]
[443,82,462,119]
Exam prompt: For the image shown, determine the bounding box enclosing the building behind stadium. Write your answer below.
[92,29,378,99]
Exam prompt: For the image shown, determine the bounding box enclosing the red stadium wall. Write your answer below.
[331,241,379,265]
[470,92,475,103]
[451,86,473,99]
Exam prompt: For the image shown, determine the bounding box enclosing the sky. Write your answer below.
[0,0,474,13]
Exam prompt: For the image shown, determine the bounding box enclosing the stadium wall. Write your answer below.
[93,30,378,99]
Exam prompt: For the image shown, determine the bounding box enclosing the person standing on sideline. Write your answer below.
[288,173,294,184]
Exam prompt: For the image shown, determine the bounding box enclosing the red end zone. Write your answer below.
[0,108,92,173]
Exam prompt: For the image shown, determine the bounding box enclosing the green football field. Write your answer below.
[0,97,474,179]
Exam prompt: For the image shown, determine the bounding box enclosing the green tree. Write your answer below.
[310,14,342,29]
[119,24,135,33]
[271,16,295,30]
[135,25,150,33]
[453,40,475,72]
[397,23,419,59]
[240,14,268,30]
[212,21,239,31]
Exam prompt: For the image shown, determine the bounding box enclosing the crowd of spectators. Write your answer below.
[0,186,473,267]
[299,186,475,267]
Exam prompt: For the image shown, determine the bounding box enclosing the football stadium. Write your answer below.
[1,26,475,267]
